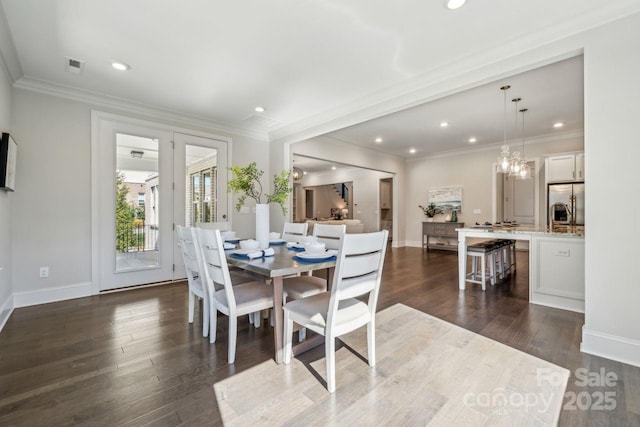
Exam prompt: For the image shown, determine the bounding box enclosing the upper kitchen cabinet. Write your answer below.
[546,152,584,183]
[380,180,392,209]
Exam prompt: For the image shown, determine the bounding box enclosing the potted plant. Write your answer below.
[419,203,440,221]
[227,162,292,248]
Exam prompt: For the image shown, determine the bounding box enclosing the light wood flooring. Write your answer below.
[0,247,639,426]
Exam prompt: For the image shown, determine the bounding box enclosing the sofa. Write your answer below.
[305,219,364,234]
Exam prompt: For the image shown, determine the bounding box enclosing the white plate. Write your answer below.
[233,249,259,255]
[296,250,337,260]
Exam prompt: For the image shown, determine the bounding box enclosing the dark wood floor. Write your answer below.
[0,247,638,426]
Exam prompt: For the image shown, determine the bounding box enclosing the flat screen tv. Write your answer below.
[0,132,17,191]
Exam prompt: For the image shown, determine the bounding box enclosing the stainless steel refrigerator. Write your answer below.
[547,183,585,227]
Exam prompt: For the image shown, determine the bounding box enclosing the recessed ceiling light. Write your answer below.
[553,122,564,128]
[111,61,130,71]
[440,121,449,128]
[303,171,307,175]
[255,106,265,113]
[331,166,336,170]
[409,148,416,154]
[445,0,466,10]
[375,137,383,143]
[468,137,477,143]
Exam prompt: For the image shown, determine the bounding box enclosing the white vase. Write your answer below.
[426,217,434,222]
[255,203,270,249]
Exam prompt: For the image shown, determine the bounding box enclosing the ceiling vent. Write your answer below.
[65,57,85,74]
[242,114,282,129]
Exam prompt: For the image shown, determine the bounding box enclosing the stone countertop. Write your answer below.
[456,225,585,238]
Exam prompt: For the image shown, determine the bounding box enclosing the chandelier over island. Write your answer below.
[496,85,532,179]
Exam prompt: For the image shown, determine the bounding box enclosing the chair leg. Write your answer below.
[489,252,496,286]
[228,315,237,364]
[480,254,486,291]
[202,299,209,338]
[326,336,336,393]
[209,307,217,344]
[283,310,293,364]
[253,310,261,328]
[188,292,195,323]
[248,312,253,324]
[367,318,376,367]
[298,328,306,342]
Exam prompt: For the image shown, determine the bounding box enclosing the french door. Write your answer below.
[92,113,228,292]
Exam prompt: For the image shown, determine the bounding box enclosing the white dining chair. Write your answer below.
[283,229,389,393]
[196,227,274,364]
[281,223,345,340]
[313,223,346,250]
[176,225,210,338]
[282,222,308,242]
[196,221,230,231]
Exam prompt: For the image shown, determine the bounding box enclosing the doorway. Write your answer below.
[493,159,540,247]
[92,113,229,292]
[379,178,393,239]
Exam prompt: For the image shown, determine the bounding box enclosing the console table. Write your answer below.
[422,221,464,251]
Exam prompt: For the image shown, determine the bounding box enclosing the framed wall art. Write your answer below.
[428,187,462,212]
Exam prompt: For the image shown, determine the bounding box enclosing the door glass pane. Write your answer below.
[203,171,212,222]
[185,145,218,226]
[115,134,159,272]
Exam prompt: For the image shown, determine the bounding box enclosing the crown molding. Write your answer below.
[270,3,640,145]
[13,76,269,142]
[406,130,584,162]
[0,4,23,84]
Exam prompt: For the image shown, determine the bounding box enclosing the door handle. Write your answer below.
[222,214,227,219]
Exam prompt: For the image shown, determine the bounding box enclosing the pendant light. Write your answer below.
[509,97,522,176]
[496,85,512,173]
[516,108,532,180]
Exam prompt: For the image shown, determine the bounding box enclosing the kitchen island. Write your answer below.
[457,226,585,312]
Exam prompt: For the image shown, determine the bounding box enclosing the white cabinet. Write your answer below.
[546,152,584,182]
[575,152,585,181]
[531,235,585,312]
[380,180,391,209]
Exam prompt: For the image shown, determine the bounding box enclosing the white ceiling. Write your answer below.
[1,1,638,153]
[324,55,584,158]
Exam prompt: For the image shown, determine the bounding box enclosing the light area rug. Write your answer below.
[214,303,569,426]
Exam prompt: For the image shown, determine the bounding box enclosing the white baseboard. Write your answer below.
[0,293,14,332]
[13,282,92,308]
[581,327,640,368]
[530,294,584,313]
[405,240,423,248]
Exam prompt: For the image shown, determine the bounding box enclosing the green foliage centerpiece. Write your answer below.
[227,162,292,214]
[227,162,292,248]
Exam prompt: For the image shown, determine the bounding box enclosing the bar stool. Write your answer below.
[497,239,516,278]
[465,241,499,290]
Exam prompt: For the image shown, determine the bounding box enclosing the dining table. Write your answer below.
[226,243,336,364]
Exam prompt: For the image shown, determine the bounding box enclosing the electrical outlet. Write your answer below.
[473,209,481,214]
[240,206,249,214]
[39,266,49,278]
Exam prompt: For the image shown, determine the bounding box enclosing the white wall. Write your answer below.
[9,88,268,302]
[405,135,584,246]
[580,13,640,366]
[290,136,406,245]
[0,61,13,325]
[300,167,393,233]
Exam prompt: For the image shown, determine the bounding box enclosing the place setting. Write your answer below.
[230,239,275,259]
[221,231,240,249]
[286,235,316,252]
[292,241,337,263]
[268,232,286,245]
